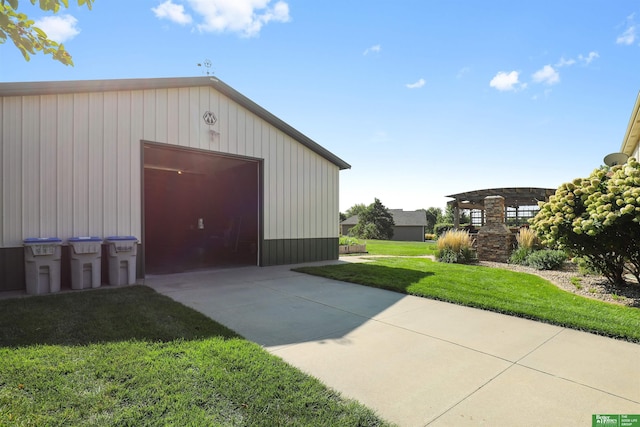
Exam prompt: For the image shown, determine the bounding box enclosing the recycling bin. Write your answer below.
[68,237,102,290]
[24,237,62,295]
[105,236,138,286]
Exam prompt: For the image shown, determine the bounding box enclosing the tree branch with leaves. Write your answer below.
[0,0,93,65]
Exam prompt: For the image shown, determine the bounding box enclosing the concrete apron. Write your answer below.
[145,260,640,427]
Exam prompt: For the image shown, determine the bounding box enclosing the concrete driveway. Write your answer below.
[145,260,640,427]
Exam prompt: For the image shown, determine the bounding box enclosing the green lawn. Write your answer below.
[363,239,437,256]
[294,257,640,342]
[0,286,392,426]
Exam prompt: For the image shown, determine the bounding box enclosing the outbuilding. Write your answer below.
[0,76,350,291]
[340,209,428,242]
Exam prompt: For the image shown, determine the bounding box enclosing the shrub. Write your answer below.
[509,228,540,265]
[424,233,437,241]
[573,256,603,276]
[436,230,476,264]
[530,157,640,284]
[339,236,361,246]
[509,247,532,265]
[525,249,567,270]
[516,227,539,251]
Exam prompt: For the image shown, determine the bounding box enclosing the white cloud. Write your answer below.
[555,57,576,67]
[489,71,521,91]
[617,25,636,45]
[34,15,79,43]
[187,0,290,37]
[617,14,636,45]
[363,44,381,55]
[405,78,425,89]
[152,0,193,25]
[532,65,560,85]
[578,51,599,64]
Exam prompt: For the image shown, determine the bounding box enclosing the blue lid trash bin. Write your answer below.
[24,237,62,295]
[105,236,138,286]
[68,237,102,290]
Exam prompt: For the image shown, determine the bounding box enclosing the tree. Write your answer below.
[530,158,640,285]
[343,203,367,219]
[420,207,442,234]
[350,198,395,240]
[1,0,93,65]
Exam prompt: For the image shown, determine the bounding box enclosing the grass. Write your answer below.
[294,257,640,342]
[363,239,437,257]
[570,276,583,289]
[0,286,392,426]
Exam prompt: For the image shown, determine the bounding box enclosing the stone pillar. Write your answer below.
[477,196,515,262]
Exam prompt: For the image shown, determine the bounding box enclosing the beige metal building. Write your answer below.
[0,77,350,291]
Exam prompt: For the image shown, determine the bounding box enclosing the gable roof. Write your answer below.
[341,215,359,226]
[0,76,351,170]
[341,210,427,227]
[388,209,428,226]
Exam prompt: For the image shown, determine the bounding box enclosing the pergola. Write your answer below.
[446,187,556,229]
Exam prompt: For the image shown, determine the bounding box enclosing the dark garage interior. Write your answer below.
[143,143,260,274]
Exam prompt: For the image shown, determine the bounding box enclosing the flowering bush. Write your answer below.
[530,157,640,284]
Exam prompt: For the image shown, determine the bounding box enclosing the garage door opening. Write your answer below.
[143,143,260,274]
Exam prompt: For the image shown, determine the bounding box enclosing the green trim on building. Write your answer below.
[261,238,339,266]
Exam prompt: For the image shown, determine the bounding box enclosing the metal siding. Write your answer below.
[189,87,201,148]
[244,113,254,157]
[117,92,132,235]
[2,98,22,246]
[253,116,262,158]
[60,94,78,237]
[177,88,190,147]
[198,87,212,150]
[305,150,313,237]
[71,93,90,237]
[102,92,118,236]
[297,145,304,238]
[1,83,343,251]
[209,89,221,151]
[333,166,340,236]
[162,89,179,145]
[130,91,144,238]
[218,93,229,153]
[310,153,318,238]
[40,95,57,236]
[227,100,238,155]
[88,93,104,236]
[268,126,277,239]
[237,105,246,155]
[289,140,298,239]
[321,160,328,238]
[276,132,284,239]
[143,90,156,140]
[22,97,40,238]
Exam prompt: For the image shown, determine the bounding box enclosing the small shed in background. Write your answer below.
[340,209,428,242]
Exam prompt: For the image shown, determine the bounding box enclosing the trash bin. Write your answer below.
[68,237,102,290]
[105,236,138,286]
[24,237,62,295]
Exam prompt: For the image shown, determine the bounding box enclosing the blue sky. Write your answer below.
[2,1,640,212]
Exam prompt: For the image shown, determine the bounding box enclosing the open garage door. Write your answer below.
[143,143,260,274]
